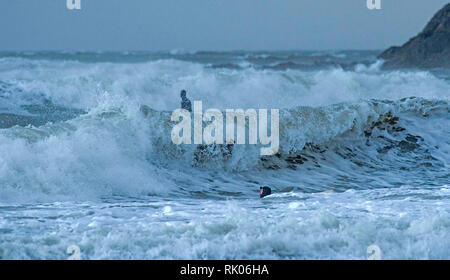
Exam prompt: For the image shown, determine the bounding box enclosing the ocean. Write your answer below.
[0,50,448,259]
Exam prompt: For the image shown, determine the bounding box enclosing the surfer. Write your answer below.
[260,186,272,198]
[140,89,191,117]
[180,90,192,112]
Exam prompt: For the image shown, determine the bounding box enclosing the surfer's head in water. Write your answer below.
[260,186,272,198]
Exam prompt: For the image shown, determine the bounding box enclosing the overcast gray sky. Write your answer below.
[0,0,448,51]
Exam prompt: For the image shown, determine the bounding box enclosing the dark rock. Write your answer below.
[267,164,280,170]
[405,134,419,143]
[398,140,420,152]
[379,3,450,68]
[288,164,297,170]
[377,145,394,154]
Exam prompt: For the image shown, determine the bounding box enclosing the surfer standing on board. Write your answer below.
[140,89,192,116]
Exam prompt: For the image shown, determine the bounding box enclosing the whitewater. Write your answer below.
[0,51,448,259]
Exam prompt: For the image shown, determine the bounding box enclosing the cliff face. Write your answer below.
[379,3,450,68]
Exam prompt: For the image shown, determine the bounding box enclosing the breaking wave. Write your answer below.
[0,52,449,260]
[0,55,447,201]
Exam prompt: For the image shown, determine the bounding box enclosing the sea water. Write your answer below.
[0,50,448,259]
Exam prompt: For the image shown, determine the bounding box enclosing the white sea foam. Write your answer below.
[0,54,448,259]
[0,58,448,115]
